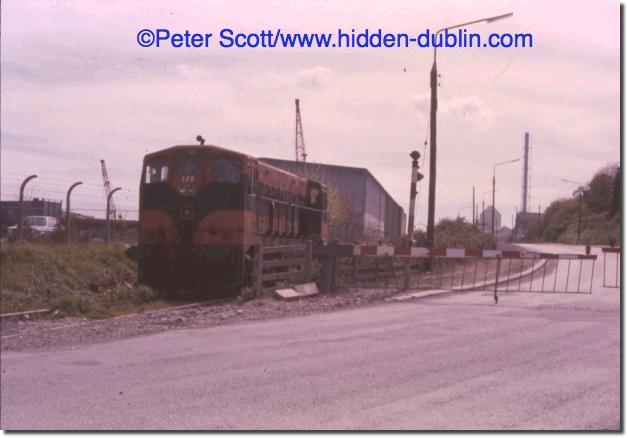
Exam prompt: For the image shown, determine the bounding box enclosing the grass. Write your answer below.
[0,242,170,317]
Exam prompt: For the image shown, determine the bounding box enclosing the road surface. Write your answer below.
[0,244,620,430]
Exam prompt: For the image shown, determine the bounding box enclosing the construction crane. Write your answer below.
[100,159,117,220]
[295,98,307,162]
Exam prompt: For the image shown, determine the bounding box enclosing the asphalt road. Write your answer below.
[0,244,620,430]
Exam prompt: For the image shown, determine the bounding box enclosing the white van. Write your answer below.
[7,216,60,237]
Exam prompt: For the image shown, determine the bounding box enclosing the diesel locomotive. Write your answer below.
[129,143,327,293]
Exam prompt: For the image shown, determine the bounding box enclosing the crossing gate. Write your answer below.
[602,247,620,288]
[326,244,597,302]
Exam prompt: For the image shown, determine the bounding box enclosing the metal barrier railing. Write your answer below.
[316,244,597,303]
[602,247,620,288]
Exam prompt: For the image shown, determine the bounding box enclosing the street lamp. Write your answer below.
[481,189,498,233]
[492,158,520,240]
[561,178,585,243]
[530,196,542,237]
[106,187,121,244]
[17,175,37,241]
[65,182,83,244]
[425,12,514,251]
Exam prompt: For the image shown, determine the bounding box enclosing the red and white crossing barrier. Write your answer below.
[352,245,596,260]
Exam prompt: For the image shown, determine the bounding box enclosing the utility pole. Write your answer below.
[17,175,37,241]
[65,182,82,243]
[538,202,542,236]
[295,98,307,162]
[407,151,424,240]
[577,190,582,242]
[425,12,513,252]
[522,132,530,213]
[472,186,476,230]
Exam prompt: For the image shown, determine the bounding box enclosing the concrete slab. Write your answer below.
[294,282,319,297]
[274,288,301,300]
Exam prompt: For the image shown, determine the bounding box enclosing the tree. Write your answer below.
[584,163,618,214]
[610,166,621,215]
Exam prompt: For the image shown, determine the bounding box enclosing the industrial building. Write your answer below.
[0,198,62,227]
[479,206,501,233]
[259,158,406,242]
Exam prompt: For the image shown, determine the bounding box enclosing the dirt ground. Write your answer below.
[0,251,533,353]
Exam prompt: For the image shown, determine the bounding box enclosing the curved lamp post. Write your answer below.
[65,182,83,243]
[561,178,585,242]
[426,12,513,262]
[492,158,520,240]
[106,187,121,244]
[18,175,38,241]
[425,12,514,251]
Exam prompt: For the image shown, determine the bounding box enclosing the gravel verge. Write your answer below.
[1,287,400,353]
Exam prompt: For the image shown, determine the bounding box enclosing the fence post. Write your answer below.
[494,255,502,304]
[254,244,263,297]
[403,257,410,291]
[304,240,312,283]
[321,255,333,293]
[385,256,390,288]
[352,257,358,284]
[331,256,338,289]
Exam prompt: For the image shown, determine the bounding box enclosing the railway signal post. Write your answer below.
[407,150,423,242]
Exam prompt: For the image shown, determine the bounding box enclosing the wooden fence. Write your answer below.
[252,241,312,296]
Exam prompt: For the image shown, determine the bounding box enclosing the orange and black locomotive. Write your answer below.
[130,142,327,293]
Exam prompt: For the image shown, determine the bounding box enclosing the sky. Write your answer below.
[0,0,620,227]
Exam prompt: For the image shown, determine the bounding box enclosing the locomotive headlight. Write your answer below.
[178,184,197,196]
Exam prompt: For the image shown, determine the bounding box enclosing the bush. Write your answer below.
[413,217,492,249]
[0,242,164,316]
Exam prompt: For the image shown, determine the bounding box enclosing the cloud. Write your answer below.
[175,63,213,81]
[295,66,331,89]
[410,94,496,132]
[1,131,96,161]
[442,96,497,131]
[410,93,430,113]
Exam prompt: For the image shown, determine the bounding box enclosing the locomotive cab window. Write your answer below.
[177,156,203,175]
[145,158,169,184]
[212,158,241,184]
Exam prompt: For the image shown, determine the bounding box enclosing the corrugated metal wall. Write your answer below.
[259,158,404,242]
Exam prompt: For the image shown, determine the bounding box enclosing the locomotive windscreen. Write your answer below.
[145,158,169,183]
[177,156,203,175]
[212,158,241,184]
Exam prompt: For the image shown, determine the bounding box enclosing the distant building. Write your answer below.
[258,158,405,242]
[479,206,501,233]
[0,198,62,227]
[496,226,513,243]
